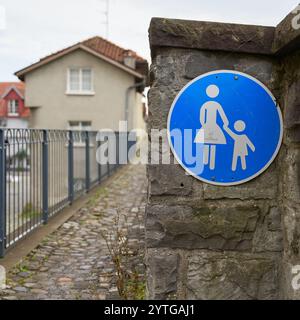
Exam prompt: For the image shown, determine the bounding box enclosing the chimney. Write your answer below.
[123,50,136,69]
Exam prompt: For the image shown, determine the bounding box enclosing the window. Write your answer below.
[67,68,93,94]
[8,100,19,116]
[82,69,92,92]
[69,121,92,144]
[69,121,92,131]
[69,69,80,92]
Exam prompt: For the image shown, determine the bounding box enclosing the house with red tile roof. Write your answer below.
[15,36,148,131]
[0,82,30,128]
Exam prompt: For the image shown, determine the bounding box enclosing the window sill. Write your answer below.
[65,143,95,148]
[65,91,95,96]
[7,114,19,117]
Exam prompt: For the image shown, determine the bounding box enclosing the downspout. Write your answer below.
[125,79,145,128]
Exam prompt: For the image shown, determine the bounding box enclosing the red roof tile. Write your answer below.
[82,37,145,63]
[0,100,5,117]
[0,82,25,97]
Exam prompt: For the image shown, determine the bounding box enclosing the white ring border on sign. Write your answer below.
[167,69,283,187]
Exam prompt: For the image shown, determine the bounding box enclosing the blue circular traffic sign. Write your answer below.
[167,70,283,186]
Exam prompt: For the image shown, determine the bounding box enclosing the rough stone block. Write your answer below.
[146,249,179,299]
[146,204,262,251]
[283,78,300,143]
[149,18,275,55]
[282,205,300,257]
[283,148,300,204]
[151,50,190,89]
[185,51,275,87]
[253,206,283,253]
[148,87,179,130]
[268,207,282,232]
[281,260,300,300]
[148,164,193,196]
[186,251,280,300]
[273,9,300,54]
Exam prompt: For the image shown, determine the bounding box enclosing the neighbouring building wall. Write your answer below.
[146,13,300,300]
[6,118,28,129]
[25,49,142,131]
[133,92,146,132]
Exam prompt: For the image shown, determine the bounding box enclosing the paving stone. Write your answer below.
[30,289,48,295]
[98,293,106,300]
[24,283,37,288]
[79,266,91,270]
[13,287,28,293]
[1,289,15,295]
[3,296,18,300]
[57,277,72,283]
[18,272,31,278]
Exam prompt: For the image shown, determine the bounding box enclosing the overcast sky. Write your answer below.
[0,0,298,81]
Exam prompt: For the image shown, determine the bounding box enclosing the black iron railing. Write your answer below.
[0,129,133,257]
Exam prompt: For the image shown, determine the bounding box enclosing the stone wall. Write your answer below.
[146,11,300,300]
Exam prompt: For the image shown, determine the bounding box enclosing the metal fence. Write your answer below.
[0,129,132,257]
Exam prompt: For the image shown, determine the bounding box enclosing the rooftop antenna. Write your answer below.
[102,0,109,39]
[97,0,110,38]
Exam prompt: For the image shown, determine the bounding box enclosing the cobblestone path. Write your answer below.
[0,165,147,300]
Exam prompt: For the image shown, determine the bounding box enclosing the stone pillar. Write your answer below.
[273,12,300,300]
[146,12,300,300]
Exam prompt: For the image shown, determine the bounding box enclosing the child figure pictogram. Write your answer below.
[223,120,255,171]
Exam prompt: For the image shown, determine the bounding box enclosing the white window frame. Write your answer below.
[68,121,92,132]
[66,67,95,95]
[68,121,92,146]
[8,100,19,116]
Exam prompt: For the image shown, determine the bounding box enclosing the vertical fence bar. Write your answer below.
[117,132,120,169]
[107,157,110,176]
[107,135,110,177]
[97,139,101,184]
[42,130,49,224]
[0,129,6,257]
[68,131,74,204]
[85,131,90,192]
